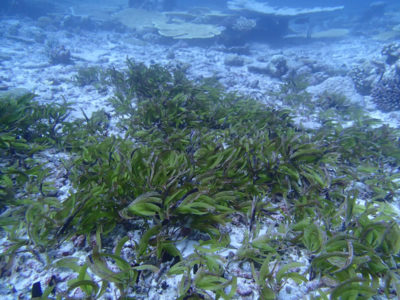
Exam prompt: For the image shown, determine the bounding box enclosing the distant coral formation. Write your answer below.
[226,0,344,42]
[227,0,344,16]
[370,43,400,111]
[349,43,400,112]
[45,40,72,64]
[113,8,225,39]
[382,42,400,64]
[231,16,256,32]
[372,76,400,112]
[349,61,384,95]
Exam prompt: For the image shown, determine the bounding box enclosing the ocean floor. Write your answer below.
[1,13,400,300]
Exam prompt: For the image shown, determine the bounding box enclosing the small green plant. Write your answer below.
[317,92,365,122]
[168,243,237,299]
[73,66,103,86]
[280,72,310,94]
[0,94,72,208]
[73,66,110,93]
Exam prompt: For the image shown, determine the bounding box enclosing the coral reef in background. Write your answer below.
[284,28,350,40]
[369,43,400,112]
[45,40,72,65]
[227,0,344,16]
[349,42,400,112]
[382,42,400,64]
[231,16,256,32]
[349,60,385,95]
[113,7,226,40]
[372,75,400,112]
[154,20,224,39]
[226,0,344,42]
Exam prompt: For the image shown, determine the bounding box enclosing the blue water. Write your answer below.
[1,0,400,14]
[1,0,399,43]
[177,0,399,11]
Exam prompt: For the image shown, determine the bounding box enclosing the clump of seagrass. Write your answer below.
[2,60,400,299]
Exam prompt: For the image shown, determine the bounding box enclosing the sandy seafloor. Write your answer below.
[1,13,400,300]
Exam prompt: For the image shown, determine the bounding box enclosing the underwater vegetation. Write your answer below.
[1,61,400,299]
[0,93,72,209]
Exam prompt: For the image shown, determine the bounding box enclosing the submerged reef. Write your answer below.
[382,42,400,65]
[113,8,227,40]
[371,43,400,112]
[350,43,400,112]
[349,60,385,96]
[226,0,343,42]
[45,40,72,65]
[372,76,400,112]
